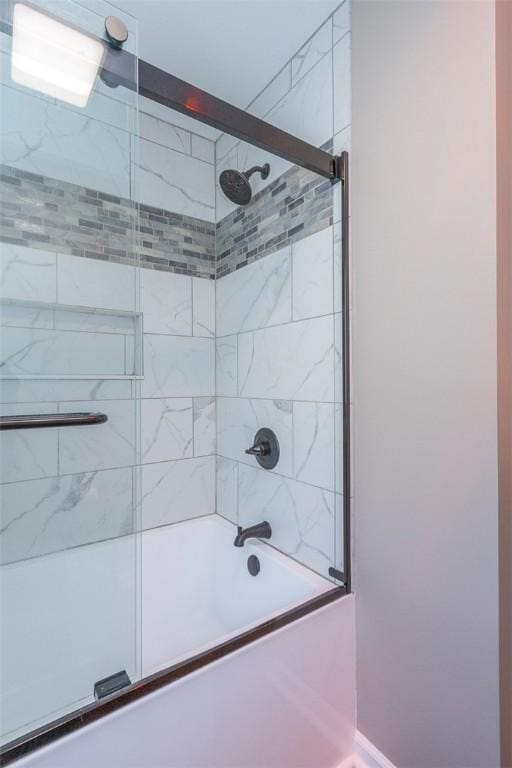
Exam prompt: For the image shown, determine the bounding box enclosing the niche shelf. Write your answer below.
[0,298,143,381]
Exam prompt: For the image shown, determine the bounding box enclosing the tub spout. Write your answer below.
[234,521,272,547]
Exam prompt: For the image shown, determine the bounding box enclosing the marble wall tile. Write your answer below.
[57,255,137,313]
[0,379,133,404]
[54,308,135,335]
[0,246,57,303]
[238,315,335,402]
[291,19,332,87]
[193,397,216,456]
[333,1,350,45]
[266,51,333,150]
[335,402,344,495]
[138,112,191,155]
[142,334,215,398]
[216,335,237,397]
[138,94,220,142]
[136,138,215,222]
[292,226,334,320]
[293,401,335,490]
[140,455,215,530]
[141,398,193,464]
[0,403,58,484]
[216,456,238,525]
[0,88,131,198]
[142,269,192,336]
[238,464,335,577]
[333,33,351,134]
[0,327,126,377]
[191,135,215,164]
[247,64,292,120]
[0,467,133,564]
[58,400,136,474]
[333,221,342,313]
[217,397,293,477]
[334,312,343,403]
[0,303,54,330]
[192,277,215,338]
[216,246,291,337]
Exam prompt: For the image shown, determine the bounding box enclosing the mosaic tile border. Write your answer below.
[215,155,334,279]
[0,165,215,280]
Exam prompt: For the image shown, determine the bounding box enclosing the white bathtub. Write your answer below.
[142,514,332,675]
[2,515,332,747]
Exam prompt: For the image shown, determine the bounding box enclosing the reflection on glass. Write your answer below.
[11,3,104,108]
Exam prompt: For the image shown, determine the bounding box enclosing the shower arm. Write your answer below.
[244,165,270,180]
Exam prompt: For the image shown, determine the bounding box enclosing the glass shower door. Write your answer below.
[0,0,141,745]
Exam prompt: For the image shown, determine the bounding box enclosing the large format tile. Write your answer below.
[238,464,335,577]
[142,334,215,398]
[333,0,350,44]
[0,327,126,377]
[291,19,332,87]
[293,401,335,491]
[0,467,134,564]
[217,397,293,477]
[0,246,56,303]
[57,255,137,313]
[0,379,133,404]
[216,247,291,336]
[266,50,333,149]
[333,33,351,134]
[0,87,131,197]
[0,403,58,484]
[138,112,191,155]
[292,226,333,320]
[193,397,216,456]
[142,269,191,336]
[140,456,215,530]
[58,400,136,474]
[216,456,238,525]
[141,398,193,464]
[0,303,54,330]
[136,138,215,221]
[192,278,215,338]
[247,64,292,121]
[238,316,335,402]
[216,335,237,396]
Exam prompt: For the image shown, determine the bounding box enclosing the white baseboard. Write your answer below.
[354,731,397,768]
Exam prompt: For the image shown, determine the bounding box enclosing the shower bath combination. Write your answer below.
[219,163,270,205]
[0,3,351,763]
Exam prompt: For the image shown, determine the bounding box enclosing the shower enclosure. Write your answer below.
[0,1,351,762]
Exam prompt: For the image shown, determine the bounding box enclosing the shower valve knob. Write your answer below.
[245,428,280,470]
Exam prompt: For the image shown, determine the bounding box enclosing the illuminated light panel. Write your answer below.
[11,3,104,108]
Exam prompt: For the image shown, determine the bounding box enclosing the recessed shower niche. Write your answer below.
[0,296,143,379]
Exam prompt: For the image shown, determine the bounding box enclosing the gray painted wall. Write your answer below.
[351,2,500,765]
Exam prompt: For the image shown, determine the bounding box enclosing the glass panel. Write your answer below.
[0,0,140,744]
[1,0,352,748]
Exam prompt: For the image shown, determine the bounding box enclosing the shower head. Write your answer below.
[219,163,270,206]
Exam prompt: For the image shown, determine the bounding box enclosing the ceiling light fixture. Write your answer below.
[11,3,105,108]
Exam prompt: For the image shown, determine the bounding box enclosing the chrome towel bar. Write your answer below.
[0,413,108,430]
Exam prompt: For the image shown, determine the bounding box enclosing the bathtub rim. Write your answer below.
[0,584,347,767]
